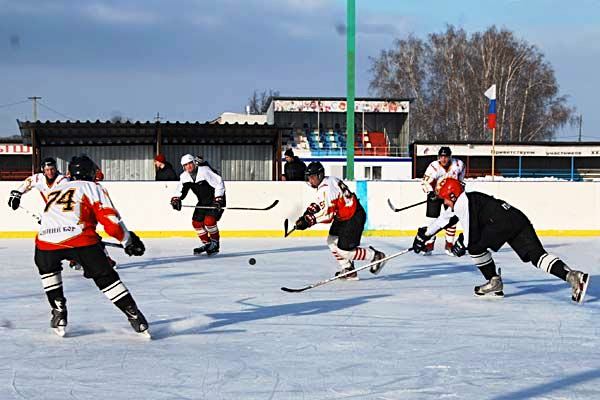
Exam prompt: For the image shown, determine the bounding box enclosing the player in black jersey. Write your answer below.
[171,154,226,255]
[413,178,590,303]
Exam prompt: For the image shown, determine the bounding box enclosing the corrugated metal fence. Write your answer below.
[164,145,272,180]
[42,145,273,180]
[42,146,155,181]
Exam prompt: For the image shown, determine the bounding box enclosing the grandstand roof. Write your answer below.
[17,120,279,146]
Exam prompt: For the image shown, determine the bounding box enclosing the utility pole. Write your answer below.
[28,96,41,121]
[578,114,583,142]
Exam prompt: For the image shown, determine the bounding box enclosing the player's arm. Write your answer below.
[421,164,436,193]
[457,159,466,181]
[295,191,333,230]
[170,178,187,211]
[8,176,35,210]
[92,186,144,256]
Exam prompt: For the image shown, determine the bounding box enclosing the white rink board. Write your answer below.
[0,180,599,233]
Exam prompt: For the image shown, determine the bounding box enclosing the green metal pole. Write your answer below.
[346,0,355,180]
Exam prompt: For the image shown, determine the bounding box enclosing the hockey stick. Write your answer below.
[19,206,41,224]
[284,218,296,238]
[20,206,123,249]
[387,199,427,213]
[182,199,279,211]
[281,247,413,293]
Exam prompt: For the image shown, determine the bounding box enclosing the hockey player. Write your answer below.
[171,154,226,255]
[293,161,386,280]
[421,146,465,256]
[8,157,68,208]
[34,154,149,336]
[412,178,590,303]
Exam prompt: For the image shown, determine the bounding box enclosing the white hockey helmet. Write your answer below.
[180,154,195,166]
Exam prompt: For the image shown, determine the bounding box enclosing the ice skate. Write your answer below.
[566,270,590,304]
[193,242,211,255]
[205,240,220,256]
[474,275,504,298]
[124,305,151,338]
[335,263,359,281]
[369,246,387,275]
[50,298,67,337]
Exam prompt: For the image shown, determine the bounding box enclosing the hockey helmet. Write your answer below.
[68,154,98,181]
[438,146,452,157]
[437,178,464,203]
[305,161,325,183]
[41,157,57,170]
[180,154,195,166]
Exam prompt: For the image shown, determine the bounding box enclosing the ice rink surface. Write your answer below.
[1,236,600,400]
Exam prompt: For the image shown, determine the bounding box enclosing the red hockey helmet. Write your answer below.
[437,178,464,202]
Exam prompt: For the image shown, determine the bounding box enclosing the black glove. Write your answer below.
[213,196,225,210]
[8,190,21,210]
[427,191,438,202]
[124,231,145,256]
[451,233,467,257]
[171,197,182,211]
[295,214,316,231]
[304,202,321,215]
[412,226,431,254]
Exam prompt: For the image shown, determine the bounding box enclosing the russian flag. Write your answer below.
[484,84,496,130]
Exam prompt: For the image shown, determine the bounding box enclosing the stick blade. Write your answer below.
[264,200,279,210]
[387,198,397,212]
[284,219,289,237]
[281,286,311,293]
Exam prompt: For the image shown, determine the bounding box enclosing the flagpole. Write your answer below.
[491,127,496,181]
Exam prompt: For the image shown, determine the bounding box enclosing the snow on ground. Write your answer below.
[1,237,600,400]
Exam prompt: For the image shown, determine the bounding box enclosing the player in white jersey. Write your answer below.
[421,146,465,256]
[8,157,68,209]
[293,162,386,279]
[34,155,149,337]
[171,154,226,255]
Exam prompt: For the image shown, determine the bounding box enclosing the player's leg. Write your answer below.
[34,247,68,334]
[509,224,590,303]
[77,244,149,334]
[469,247,504,297]
[444,225,457,256]
[204,211,222,255]
[192,208,211,255]
[423,198,442,255]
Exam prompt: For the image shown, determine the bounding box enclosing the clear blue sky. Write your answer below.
[1,0,598,140]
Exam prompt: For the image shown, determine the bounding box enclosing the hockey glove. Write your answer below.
[8,190,21,210]
[412,226,431,254]
[295,214,316,231]
[451,233,467,257]
[124,231,145,256]
[213,196,225,210]
[304,202,321,215]
[171,197,182,211]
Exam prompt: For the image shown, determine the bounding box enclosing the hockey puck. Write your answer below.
[248,258,256,265]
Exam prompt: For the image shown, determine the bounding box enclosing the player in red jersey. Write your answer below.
[293,162,386,280]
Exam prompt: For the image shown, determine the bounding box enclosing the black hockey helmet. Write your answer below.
[305,161,325,186]
[41,157,57,170]
[68,154,98,181]
[438,146,452,157]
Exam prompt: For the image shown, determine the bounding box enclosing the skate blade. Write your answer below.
[474,291,504,298]
[574,274,590,304]
[53,326,67,337]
